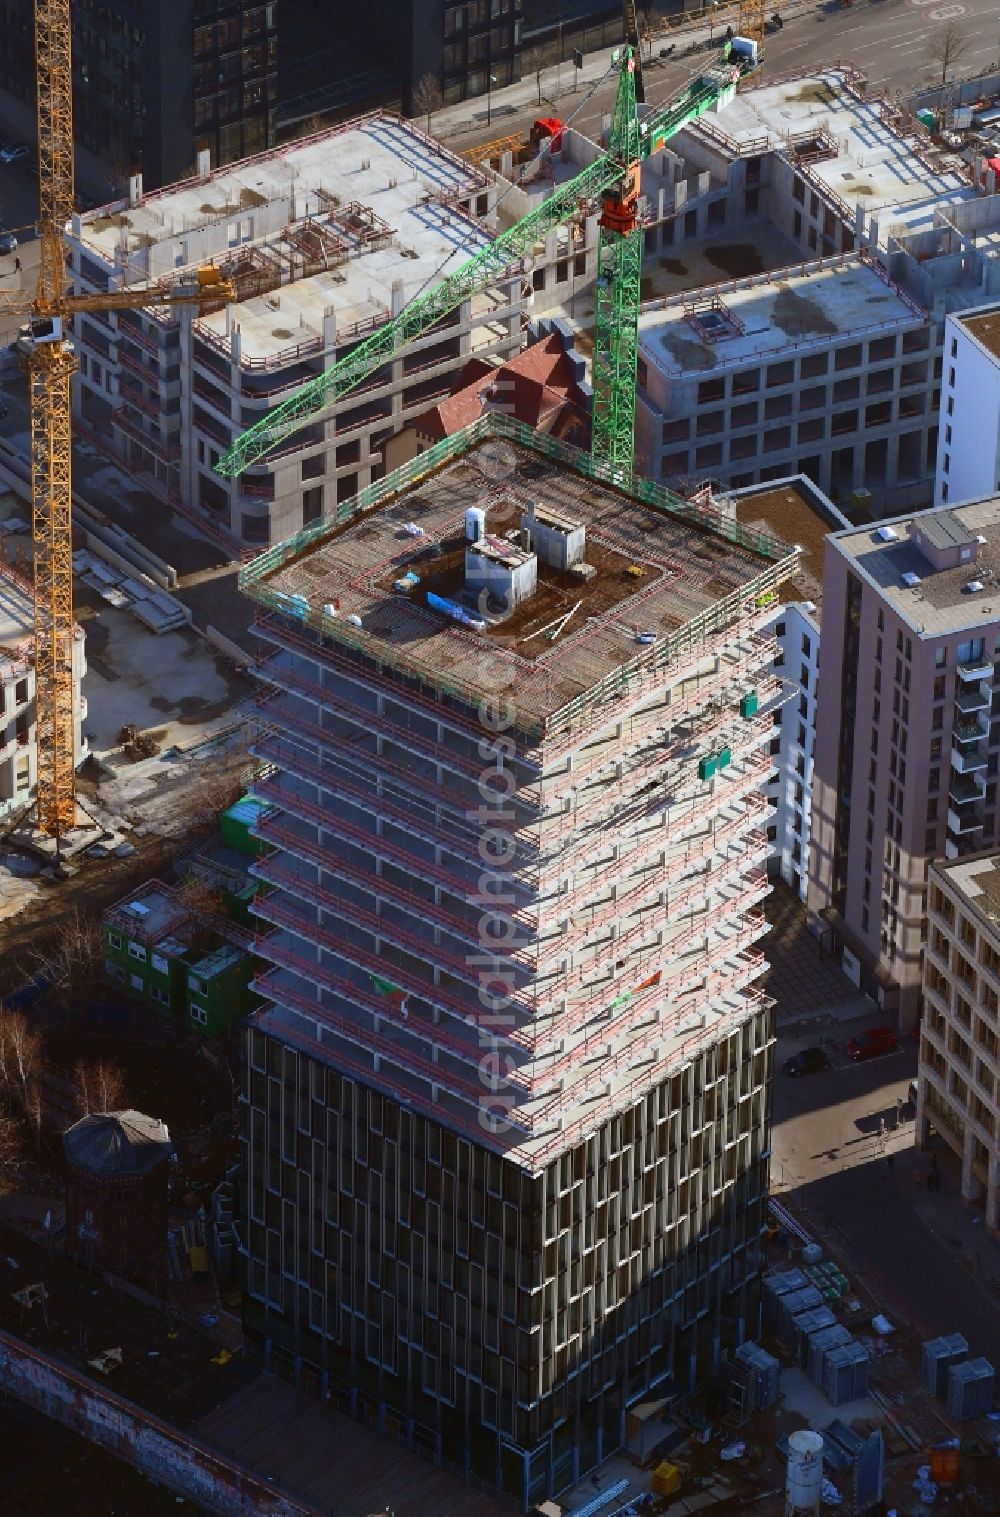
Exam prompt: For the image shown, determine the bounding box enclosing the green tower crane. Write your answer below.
[215,47,748,486]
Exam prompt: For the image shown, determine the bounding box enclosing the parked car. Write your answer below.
[846,1026,899,1061]
[0,233,17,255]
[783,1047,831,1077]
[0,144,28,164]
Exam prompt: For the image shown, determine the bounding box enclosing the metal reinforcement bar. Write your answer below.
[239,412,796,741]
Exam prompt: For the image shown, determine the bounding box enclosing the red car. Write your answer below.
[846,1026,899,1062]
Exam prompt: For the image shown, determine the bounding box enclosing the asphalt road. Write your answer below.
[772,1030,1000,1366]
[445,0,1000,152]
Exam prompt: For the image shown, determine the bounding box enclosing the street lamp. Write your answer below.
[486,72,498,127]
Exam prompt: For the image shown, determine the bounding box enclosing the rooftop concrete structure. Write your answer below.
[69,113,523,551]
[831,498,1000,637]
[639,255,922,376]
[695,69,971,244]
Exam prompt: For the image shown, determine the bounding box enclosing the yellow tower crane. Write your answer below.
[738,0,765,47]
[1,0,233,854]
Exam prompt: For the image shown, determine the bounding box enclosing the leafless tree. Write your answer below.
[525,47,546,107]
[934,22,969,86]
[22,905,103,995]
[0,1009,43,1116]
[636,8,656,59]
[176,871,227,921]
[73,1058,126,1117]
[0,1112,21,1189]
[412,73,444,136]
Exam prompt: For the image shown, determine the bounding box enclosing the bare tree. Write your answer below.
[412,73,444,136]
[74,1058,126,1117]
[0,1009,43,1116]
[934,22,969,86]
[176,871,227,921]
[636,8,656,59]
[0,1113,21,1189]
[525,47,546,107]
[22,905,103,995]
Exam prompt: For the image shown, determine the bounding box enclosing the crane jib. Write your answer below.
[215,50,748,480]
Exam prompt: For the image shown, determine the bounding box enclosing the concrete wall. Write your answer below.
[0,1329,322,1517]
[935,311,1000,507]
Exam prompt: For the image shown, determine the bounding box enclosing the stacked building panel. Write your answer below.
[237,418,797,1506]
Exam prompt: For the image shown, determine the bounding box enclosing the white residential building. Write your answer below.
[722,475,850,900]
[68,114,524,551]
[934,304,1000,508]
[0,564,87,821]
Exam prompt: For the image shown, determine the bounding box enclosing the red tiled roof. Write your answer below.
[413,333,589,443]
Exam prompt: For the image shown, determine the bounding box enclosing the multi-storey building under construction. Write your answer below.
[237,416,797,1507]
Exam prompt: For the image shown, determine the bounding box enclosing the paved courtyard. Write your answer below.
[761,882,870,1026]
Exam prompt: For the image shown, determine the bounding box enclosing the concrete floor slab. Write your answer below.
[777,1366,880,1429]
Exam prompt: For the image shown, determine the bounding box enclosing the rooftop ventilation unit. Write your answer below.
[965,580,985,593]
[901,572,921,588]
[875,526,899,542]
[127,901,150,916]
[978,535,988,544]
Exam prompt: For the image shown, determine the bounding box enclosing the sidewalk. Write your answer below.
[433,0,821,146]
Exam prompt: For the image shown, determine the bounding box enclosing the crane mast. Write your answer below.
[216,49,748,485]
[22,0,234,849]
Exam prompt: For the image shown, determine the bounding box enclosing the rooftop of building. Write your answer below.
[106,887,191,946]
[638,254,923,377]
[413,329,591,442]
[63,1110,173,1177]
[74,114,496,365]
[189,943,247,980]
[241,417,796,734]
[832,496,1000,637]
[934,853,1000,934]
[724,475,851,619]
[690,69,971,242]
[955,305,1000,364]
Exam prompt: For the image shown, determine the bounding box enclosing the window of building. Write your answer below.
[302,486,323,525]
[190,977,204,996]
[948,367,956,387]
[130,973,144,992]
[191,1005,208,1026]
[107,932,122,951]
[150,985,170,1006]
[943,453,950,475]
[128,942,146,962]
[151,952,169,974]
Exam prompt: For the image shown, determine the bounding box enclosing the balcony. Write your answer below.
[953,712,990,743]
[951,743,988,773]
[949,771,986,806]
[955,685,991,715]
[957,657,993,682]
[947,805,986,834]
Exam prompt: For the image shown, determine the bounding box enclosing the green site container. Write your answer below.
[740,691,759,720]
[717,746,733,769]
[698,755,717,782]
[916,108,936,131]
[220,794,268,857]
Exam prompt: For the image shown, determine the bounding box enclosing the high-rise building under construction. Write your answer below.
[237,418,796,1507]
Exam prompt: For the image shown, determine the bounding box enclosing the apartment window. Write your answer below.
[925,828,937,852]
[950,337,958,358]
[933,676,945,700]
[302,486,323,525]
[945,424,952,445]
[107,932,122,951]
[128,942,146,963]
[943,454,950,475]
[930,737,942,760]
[190,977,205,996]
[130,973,144,992]
[698,378,725,404]
[933,706,944,731]
[947,396,954,417]
[948,367,956,387]
[929,767,940,792]
[191,1005,208,1026]
[878,610,884,632]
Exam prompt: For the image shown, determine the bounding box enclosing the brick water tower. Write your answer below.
[63,1110,173,1295]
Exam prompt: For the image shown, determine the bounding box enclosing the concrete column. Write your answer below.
[962,1124,979,1202]
[988,1148,999,1232]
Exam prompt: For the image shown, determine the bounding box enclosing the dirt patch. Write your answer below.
[771,284,837,340]
[659,331,716,371]
[659,257,687,276]
[791,80,838,105]
[238,187,266,210]
[704,242,765,278]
